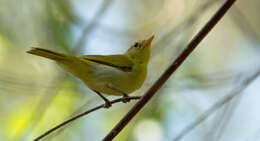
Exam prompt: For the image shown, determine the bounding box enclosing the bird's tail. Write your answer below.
[27,47,68,60]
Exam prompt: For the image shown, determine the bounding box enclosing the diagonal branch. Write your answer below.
[103,0,237,140]
[173,70,260,141]
[33,96,141,141]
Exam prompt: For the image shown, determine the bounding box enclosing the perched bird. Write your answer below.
[27,36,154,108]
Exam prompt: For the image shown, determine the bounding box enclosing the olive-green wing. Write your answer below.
[80,55,133,72]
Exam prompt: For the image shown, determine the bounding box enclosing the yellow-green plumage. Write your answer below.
[27,36,154,97]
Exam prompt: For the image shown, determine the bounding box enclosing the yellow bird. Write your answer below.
[27,36,154,108]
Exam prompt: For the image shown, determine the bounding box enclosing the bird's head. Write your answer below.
[125,35,154,65]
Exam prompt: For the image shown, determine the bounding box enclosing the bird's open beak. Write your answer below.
[143,35,154,47]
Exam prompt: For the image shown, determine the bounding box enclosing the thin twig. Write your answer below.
[45,97,96,141]
[204,75,243,141]
[14,74,65,141]
[210,76,244,141]
[173,70,260,141]
[30,1,114,140]
[213,95,242,141]
[103,0,237,140]
[33,96,141,141]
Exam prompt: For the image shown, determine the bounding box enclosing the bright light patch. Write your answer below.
[133,119,163,141]
[4,104,33,140]
[3,82,78,140]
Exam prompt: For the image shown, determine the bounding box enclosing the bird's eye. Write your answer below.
[134,42,139,47]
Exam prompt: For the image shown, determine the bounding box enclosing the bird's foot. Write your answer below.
[104,101,112,109]
[104,100,112,108]
[122,95,130,103]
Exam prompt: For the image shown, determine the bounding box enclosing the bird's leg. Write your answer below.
[107,84,130,103]
[93,90,112,108]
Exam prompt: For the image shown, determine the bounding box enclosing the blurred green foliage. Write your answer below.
[45,0,79,52]
[0,0,259,141]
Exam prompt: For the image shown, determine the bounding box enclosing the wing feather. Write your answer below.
[80,55,133,72]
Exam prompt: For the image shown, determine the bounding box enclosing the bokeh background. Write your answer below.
[0,0,260,141]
